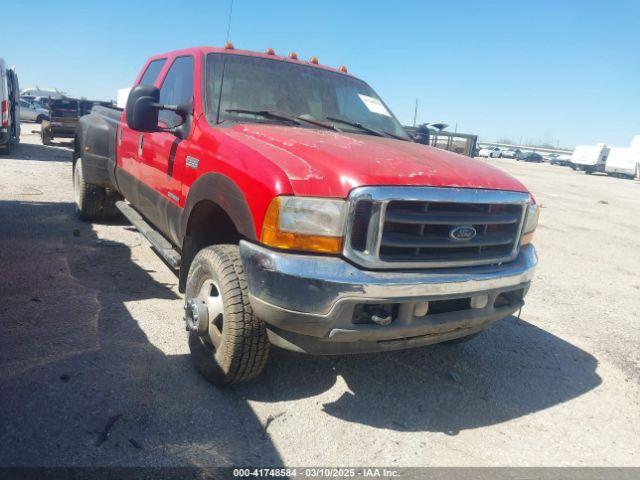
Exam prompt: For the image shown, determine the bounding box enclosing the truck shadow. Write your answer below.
[0,200,282,466]
[0,199,603,463]
[238,310,602,435]
[7,141,72,162]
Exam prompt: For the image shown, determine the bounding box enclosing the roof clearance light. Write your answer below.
[339,65,348,73]
[309,56,319,64]
[289,52,298,60]
[265,48,275,55]
[225,42,235,49]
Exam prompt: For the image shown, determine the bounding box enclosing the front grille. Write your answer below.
[380,200,522,263]
[344,187,530,269]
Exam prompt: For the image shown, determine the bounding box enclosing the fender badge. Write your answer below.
[186,156,199,169]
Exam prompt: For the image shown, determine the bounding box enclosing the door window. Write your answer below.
[159,56,194,128]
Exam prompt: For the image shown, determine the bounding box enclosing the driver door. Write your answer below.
[136,55,195,244]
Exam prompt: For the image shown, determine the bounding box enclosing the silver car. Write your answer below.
[19,99,49,123]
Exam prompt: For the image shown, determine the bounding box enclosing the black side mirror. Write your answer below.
[126,85,161,132]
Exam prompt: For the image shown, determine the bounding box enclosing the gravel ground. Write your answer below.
[0,125,638,467]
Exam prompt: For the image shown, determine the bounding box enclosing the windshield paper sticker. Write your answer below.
[358,94,391,117]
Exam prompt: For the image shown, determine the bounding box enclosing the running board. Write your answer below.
[115,201,181,269]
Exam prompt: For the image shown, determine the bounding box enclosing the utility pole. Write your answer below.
[412,99,418,127]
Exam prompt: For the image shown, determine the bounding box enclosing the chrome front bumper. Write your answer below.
[239,240,537,354]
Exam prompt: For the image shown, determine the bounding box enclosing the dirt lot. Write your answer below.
[1,125,639,467]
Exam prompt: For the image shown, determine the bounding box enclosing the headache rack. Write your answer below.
[344,186,531,269]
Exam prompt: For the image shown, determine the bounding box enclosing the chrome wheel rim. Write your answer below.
[197,279,224,349]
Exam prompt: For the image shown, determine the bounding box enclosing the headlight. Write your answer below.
[521,202,539,245]
[261,196,347,254]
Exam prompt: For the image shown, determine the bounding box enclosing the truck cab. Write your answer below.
[74,46,539,385]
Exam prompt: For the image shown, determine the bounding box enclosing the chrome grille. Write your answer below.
[344,187,530,269]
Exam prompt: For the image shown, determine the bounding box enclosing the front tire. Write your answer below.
[73,159,120,220]
[186,245,269,386]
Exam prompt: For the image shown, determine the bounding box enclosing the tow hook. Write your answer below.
[184,299,209,336]
[367,304,393,326]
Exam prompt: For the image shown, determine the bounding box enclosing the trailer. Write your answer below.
[605,147,640,179]
[404,125,478,157]
[570,144,609,174]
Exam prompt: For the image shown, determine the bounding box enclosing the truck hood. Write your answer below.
[225,124,528,197]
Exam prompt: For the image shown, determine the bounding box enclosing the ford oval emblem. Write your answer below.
[449,225,477,241]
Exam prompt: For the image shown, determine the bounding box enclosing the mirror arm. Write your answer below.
[153,103,189,116]
[155,102,191,138]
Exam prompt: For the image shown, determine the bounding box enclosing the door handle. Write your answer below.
[137,135,144,157]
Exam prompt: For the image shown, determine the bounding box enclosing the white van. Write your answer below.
[605,147,640,179]
[1,58,20,154]
[570,144,609,174]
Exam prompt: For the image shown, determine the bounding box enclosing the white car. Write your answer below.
[501,148,522,159]
[19,99,49,123]
[478,146,501,158]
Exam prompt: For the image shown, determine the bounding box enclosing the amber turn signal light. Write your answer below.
[261,197,343,254]
[521,231,535,246]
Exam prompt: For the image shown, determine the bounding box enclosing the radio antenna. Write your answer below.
[225,0,234,43]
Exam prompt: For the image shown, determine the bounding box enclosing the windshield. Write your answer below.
[205,53,409,139]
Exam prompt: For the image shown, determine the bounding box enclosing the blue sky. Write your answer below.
[4,0,638,147]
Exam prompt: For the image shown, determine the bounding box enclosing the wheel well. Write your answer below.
[178,200,243,292]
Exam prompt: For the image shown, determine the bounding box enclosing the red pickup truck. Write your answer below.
[75,45,538,385]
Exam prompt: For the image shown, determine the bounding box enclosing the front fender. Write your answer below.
[181,172,256,242]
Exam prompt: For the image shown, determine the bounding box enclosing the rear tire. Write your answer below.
[186,245,270,386]
[36,115,46,124]
[73,160,120,221]
[0,142,10,155]
[41,127,52,145]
